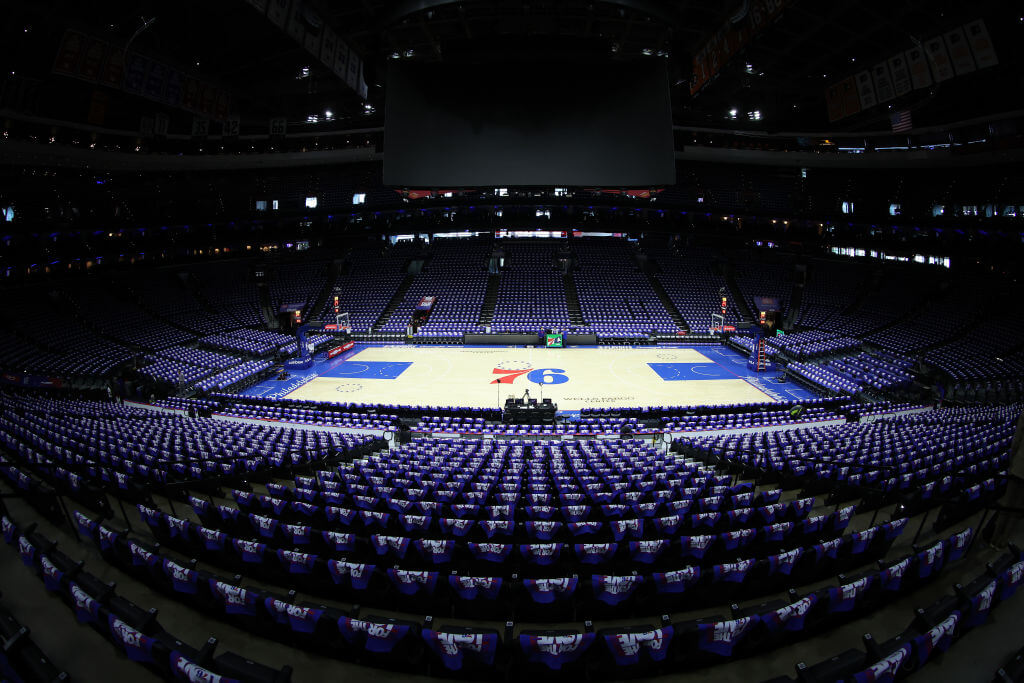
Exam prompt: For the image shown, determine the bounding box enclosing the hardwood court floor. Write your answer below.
[277,345,780,411]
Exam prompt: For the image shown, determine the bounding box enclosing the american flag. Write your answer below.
[891,110,913,132]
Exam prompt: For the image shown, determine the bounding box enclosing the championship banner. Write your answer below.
[690,0,794,96]
[906,47,933,90]
[855,70,877,109]
[964,20,998,69]
[871,61,895,102]
[943,27,976,76]
[924,36,955,82]
[887,53,912,97]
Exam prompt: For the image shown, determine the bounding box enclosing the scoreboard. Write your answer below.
[544,333,563,348]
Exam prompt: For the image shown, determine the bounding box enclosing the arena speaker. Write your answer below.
[789,405,805,419]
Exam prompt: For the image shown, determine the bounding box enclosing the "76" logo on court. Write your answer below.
[491,367,568,385]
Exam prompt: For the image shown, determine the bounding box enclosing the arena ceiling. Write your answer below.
[1,0,1021,134]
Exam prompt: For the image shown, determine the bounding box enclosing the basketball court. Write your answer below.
[241,344,818,411]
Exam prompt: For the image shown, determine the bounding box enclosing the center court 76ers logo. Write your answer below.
[491,360,568,385]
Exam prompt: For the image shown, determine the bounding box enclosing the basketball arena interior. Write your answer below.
[2,1,1024,681]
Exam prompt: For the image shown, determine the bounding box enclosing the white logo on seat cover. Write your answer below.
[535,634,583,655]
[437,633,485,655]
[614,629,665,656]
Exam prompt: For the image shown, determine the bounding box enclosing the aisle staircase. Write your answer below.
[564,273,587,327]
[645,271,688,332]
[785,279,804,329]
[305,260,344,324]
[477,274,500,326]
[724,268,754,323]
[256,283,277,328]
[372,273,414,332]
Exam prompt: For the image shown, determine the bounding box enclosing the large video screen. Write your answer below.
[384,60,675,187]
